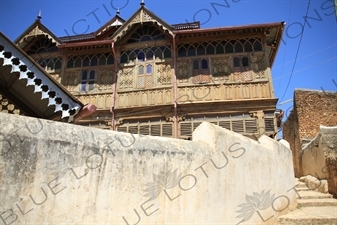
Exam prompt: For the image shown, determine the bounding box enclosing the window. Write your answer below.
[117,119,172,137]
[81,70,95,92]
[27,36,58,54]
[120,46,171,64]
[136,49,155,88]
[192,59,210,84]
[233,56,251,81]
[67,53,114,68]
[37,57,62,71]
[180,114,257,139]
[177,38,262,58]
[126,24,165,44]
[137,64,153,88]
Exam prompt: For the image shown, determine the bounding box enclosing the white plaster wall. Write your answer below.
[0,113,296,225]
[301,133,326,179]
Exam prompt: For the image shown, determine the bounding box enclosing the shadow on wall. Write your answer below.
[0,113,296,225]
[301,126,337,198]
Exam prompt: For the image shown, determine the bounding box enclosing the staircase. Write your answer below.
[277,180,337,225]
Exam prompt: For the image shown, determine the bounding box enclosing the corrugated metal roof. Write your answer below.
[172,22,200,30]
[59,33,96,43]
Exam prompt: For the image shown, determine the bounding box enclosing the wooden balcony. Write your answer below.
[116,87,173,108]
[177,79,271,104]
[75,93,112,110]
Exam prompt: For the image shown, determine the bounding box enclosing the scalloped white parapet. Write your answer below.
[0,47,81,122]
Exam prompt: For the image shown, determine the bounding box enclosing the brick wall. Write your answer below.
[295,89,337,139]
[283,89,337,177]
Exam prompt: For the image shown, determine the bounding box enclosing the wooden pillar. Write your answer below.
[251,110,265,138]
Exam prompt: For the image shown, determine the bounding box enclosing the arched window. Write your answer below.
[67,53,114,67]
[54,58,62,70]
[67,57,74,68]
[146,51,153,61]
[75,57,81,67]
[234,57,241,68]
[197,45,205,55]
[206,44,215,54]
[253,40,263,51]
[225,43,233,53]
[146,64,152,74]
[201,59,208,69]
[244,41,253,52]
[215,43,224,54]
[242,57,249,67]
[138,51,145,62]
[126,24,166,43]
[234,42,243,53]
[27,36,58,55]
[90,55,98,66]
[37,57,62,71]
[82,56,90,67]
[99,54,106,65]
[187,46,196,56]
[107,54,114,64]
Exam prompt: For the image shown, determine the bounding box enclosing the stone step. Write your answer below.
[296,187,312,192]
[295,182,308,189]
[297,198,337,207]
[277,206,337,225]
[296,190,333,199]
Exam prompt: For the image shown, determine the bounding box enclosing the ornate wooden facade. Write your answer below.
[14,3,285,139]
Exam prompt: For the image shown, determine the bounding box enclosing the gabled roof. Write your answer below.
[15,18,61,49]
[110,4,174,42]
[0,32,83,122]
[58,14,125,43]
[58,4,177,47]
[96,14,126,37]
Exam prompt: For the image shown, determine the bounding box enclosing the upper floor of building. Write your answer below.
[12,2,285,109]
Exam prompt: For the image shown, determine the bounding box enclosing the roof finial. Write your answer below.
[140,0,145,6]
[116,7,120,15]
[37,10,42,21]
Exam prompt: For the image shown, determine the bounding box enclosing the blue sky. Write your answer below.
[1,0,336,121]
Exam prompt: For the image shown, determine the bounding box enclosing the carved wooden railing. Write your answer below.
[75,93,112,110]
[177,80,272,103]
[116,87,173,108]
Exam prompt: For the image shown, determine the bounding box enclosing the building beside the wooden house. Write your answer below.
[11,2,285,139]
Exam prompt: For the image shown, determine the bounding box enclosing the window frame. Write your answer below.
[192,58,210,84]
[232,56,252,81]
[80,69,96,92]
[137,63,153,88]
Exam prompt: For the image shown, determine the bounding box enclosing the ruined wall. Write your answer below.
[283,89,337,178]
[0,113,296,225]
[295,89,337,139]
[302,126,337,197]
[283,106,301,177]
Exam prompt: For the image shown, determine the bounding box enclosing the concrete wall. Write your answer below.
[283,89,337,178]
[0,113,296,225]
[302,126,337,197]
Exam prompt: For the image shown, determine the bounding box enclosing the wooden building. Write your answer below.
[13,2,285,139]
